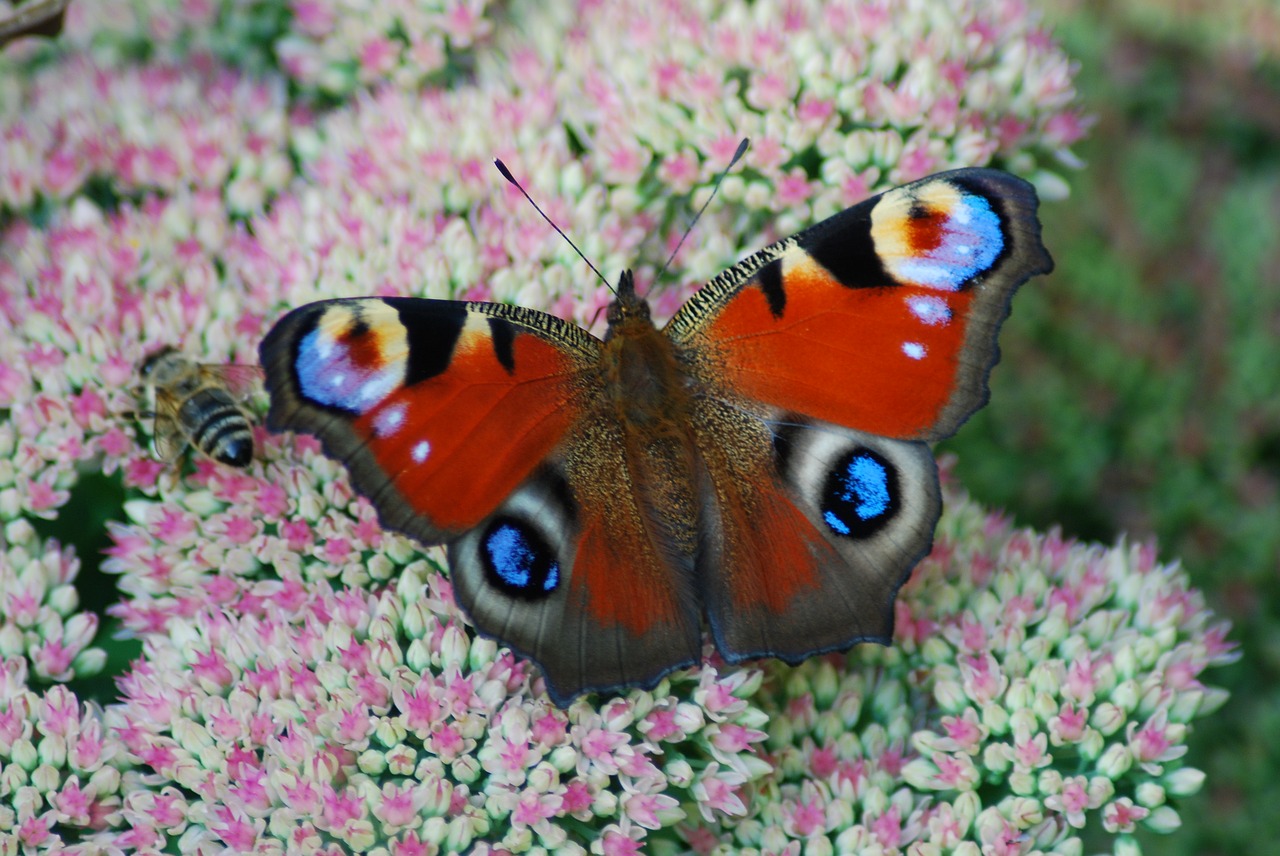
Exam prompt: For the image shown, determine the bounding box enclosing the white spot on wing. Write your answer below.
[412,440,431,463]
[374,403,406,438]
[907,295,951,326]
[902,342,926,360]
[356,370,400,408]
[893,260,963,290]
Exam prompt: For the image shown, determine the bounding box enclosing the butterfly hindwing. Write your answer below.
[692,398,940,663]
[449,451,702,707]
[669,168,1053,441]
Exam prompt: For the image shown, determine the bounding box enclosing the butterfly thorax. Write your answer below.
[595,270,701,553]
[601,270,694,434]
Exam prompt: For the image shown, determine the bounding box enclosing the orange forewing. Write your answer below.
[675,169,1051,443]
[259,298,597,543]
[352,332,583,531]
[706,261,977,439]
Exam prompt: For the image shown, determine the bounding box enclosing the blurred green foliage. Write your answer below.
[942,5,1280,854]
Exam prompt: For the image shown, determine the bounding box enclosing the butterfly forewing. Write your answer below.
[260,297,599,542]
[669,168,1053,441]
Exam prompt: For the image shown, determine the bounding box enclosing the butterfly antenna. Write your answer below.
[494,159,614,294]
[656,137,750,283]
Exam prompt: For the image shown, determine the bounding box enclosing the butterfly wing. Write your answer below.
[260,297,600,542]
[448,444,703,707]
[670,168,1051,661]
[259,297,703,704]
[690,398,941,662]
[669,168,1053,441]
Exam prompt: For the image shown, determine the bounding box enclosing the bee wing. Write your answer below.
[196,363,264,402]
[147,390,189,462]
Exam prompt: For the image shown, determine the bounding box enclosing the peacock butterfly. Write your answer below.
[258,165,1052,706]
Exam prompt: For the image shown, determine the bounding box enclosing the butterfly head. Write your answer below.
[604,270,652,339]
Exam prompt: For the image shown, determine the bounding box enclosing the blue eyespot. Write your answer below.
[296,328,398,415]
[482,519,560,597]
[891,191,1004,291]
[821,449,898,538]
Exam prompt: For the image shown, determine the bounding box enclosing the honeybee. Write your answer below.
[137,347,261,468]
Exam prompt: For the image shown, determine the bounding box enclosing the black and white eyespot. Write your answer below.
[479,516,561,597]
[451,467,577,603]
[773,417,937,544]
[818,447,899,538]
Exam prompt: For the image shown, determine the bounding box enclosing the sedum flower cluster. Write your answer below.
[104,566,770,853]
[14,0,495,98]
[0,53,292,216]
[0,0,1233,852]
[1,469,1236,853]
[0,670,124,848]
[0,521,103,685]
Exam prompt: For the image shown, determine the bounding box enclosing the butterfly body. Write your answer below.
[260,168,1052,706]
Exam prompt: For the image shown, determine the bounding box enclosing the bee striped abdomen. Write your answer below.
[184,388,253,467]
